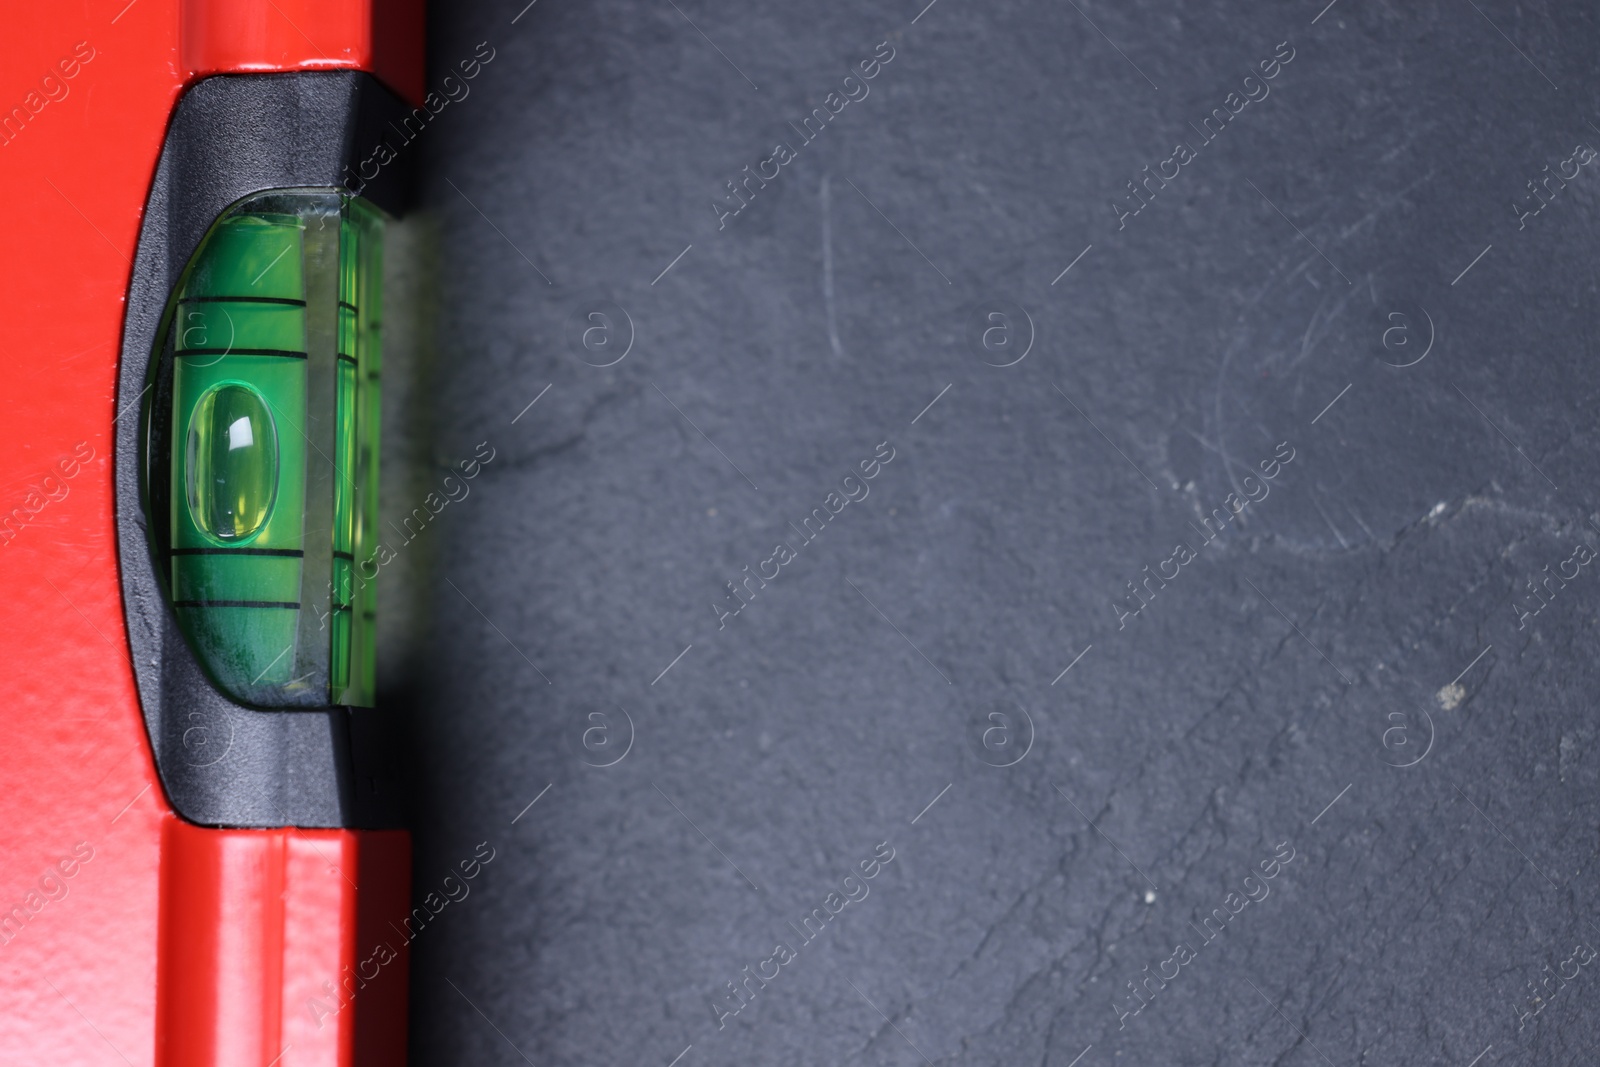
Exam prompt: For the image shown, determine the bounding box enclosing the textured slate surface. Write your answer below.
[394,1,1600,1064]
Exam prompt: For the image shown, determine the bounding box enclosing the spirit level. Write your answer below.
[0,3,424,1065]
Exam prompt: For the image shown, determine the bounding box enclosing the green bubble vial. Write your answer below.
[143,190,386,708]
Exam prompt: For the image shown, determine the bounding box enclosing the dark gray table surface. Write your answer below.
[387,1,1600,1063]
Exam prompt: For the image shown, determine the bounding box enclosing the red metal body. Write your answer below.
[0,2,422,1064]
[158,824,412,1067]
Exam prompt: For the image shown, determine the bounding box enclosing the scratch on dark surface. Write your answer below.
[1338,169,1437,241]
[822,175,845,360]
[1208,258,1301,517]
[1287,279,1359,378]
[1309,487,1351,550]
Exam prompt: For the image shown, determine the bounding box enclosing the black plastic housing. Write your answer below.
[116,72,411,828]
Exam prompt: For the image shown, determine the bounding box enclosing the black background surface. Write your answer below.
[394,2,1600,1064]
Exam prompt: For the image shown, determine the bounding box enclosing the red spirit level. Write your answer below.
[0,2,424,1064]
